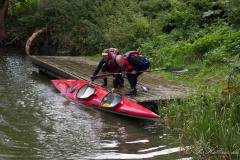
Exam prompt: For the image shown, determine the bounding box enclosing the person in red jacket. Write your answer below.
[116,51,150,95]
[91,48,124,92]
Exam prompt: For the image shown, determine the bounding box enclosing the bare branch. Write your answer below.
[4,33,22,46]
[25,28,47,55]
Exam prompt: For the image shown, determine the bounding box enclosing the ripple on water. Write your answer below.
[85,146,192,160]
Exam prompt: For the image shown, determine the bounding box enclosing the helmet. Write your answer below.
[109,48,119,54]
[109,48,119,60]
[102,49,109,56]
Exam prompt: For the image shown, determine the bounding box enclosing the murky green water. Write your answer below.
[0,48,192,159]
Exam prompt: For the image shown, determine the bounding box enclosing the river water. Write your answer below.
[0,48,193,159]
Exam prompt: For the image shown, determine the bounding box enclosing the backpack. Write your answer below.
[124,51,150,68]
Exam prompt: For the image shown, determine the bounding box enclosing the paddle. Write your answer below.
[90,67,188,80]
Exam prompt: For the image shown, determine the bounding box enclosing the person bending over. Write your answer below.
[91,48,124,92]
[115,51,150,95]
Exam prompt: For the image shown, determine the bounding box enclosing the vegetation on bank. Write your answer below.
[159,88,240,159]
[1,0,240,158]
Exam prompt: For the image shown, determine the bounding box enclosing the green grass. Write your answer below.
[158,88,240,159]
[157,62,240,159]
[85,54,102,61]
[159,63,231,90]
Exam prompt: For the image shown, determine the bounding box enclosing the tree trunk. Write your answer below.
[25,28,47,55]
[0,0,9,44]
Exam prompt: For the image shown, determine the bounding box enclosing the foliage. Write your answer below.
[224,0,240,28]
[138,20,240,69]
[6,0,151,55]
[5,0,240,56]
[159,88,240,159]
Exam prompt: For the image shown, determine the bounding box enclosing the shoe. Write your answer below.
[126,89,137,96]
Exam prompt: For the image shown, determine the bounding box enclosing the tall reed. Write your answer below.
[159,89,240,159]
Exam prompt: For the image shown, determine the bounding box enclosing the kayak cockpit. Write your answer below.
[101,92,122,108]
[75,83,122,108]
[76,84,96,99]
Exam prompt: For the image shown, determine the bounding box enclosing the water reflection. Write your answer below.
[0,48,192,160]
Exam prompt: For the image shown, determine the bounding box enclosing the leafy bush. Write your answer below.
[146,19,240,67]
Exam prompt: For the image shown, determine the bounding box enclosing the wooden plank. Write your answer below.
[29,56,191,103]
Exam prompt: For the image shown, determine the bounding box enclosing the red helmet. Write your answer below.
[109,48,119,60]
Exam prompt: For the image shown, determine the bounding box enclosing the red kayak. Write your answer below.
[51,79,160,120]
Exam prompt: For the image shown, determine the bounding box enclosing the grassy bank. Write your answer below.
[85,17,240,157]
[134,18,240,158]
[157,60,240,159]
[158,87,240,159]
